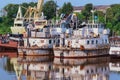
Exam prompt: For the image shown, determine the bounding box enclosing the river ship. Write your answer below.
[10,0,73,56]
[53,13,110,58]
[10,0,55,56]
[109,36,120,58]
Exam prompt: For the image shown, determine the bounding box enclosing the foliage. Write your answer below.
[0,23,11,34]
[106,4,120,35]
[1,1,120,35]
[0,2,37,34]
[95,11,105,23]
[74,12,85,23]
[42,0,57,20]
[81,3,93,20]
[60,2,73,15]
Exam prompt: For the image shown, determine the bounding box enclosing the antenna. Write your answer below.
[34,0,44,19]
[16,5,23,19]
[91,10,95,24]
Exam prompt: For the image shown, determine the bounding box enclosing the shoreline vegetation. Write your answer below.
[0,1,120,35]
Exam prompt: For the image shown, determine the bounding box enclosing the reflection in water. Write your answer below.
[53,57,109,80]
[0,57,14,73]
[109,59,120,72]
[11,56,110,80]
[12,56,53,80]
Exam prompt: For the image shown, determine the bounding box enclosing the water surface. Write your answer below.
[0,56,120,80]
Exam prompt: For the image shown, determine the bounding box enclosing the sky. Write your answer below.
[0,0,120,9]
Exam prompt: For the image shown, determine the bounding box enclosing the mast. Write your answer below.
[37,0,44,13]
[16,5,23,19]
[24,0,44,20]
[91,10,95,24]
[14,5,24,27]
[34,0,44,19]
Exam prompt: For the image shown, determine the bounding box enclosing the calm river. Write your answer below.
[0,56,120,80]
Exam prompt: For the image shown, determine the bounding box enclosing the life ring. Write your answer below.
[80,45,85,50]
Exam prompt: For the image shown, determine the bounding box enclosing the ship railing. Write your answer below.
[96,44,110,49]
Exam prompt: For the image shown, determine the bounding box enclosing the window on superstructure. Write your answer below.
[105,39,107,43]
[93,25,96,28]
[91,69,93,73]
[54,40,55,43]
[90,25,92,28]
[96,40,98,44]
[101,24,104,28]
[87,40,89,45]
[102,39,104,43]
[86,70,89,73]
[49,40,52,44]
[88,25,90,28]
[58,39,60,43]
[15,24,22,26]
[92,40,94,44]
[95,25,98,28]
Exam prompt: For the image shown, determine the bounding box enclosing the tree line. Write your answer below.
[0,1,120,35]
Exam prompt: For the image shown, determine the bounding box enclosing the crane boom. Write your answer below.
[24,0,44,20]
[34,0,44,19]
[37,0,44,14]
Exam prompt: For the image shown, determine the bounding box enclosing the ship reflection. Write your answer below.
[53,57,109,80]
[12,57,110,80]
[11,56,53,80]
[109,59,120,72]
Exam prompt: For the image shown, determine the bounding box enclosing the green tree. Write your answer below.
[95,11,105,23]
[0,2,37,34]
[81,3,93,21]
[60,2,73,15]
[106,4,120,35]
[42,1,57,20]
[74,12,85,23]
[4,4,19,25]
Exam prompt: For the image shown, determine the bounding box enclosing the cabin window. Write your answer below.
[90,25,92,28]
[92,40,94,44]
[93,25,96,28]
[102,39,104,43]
[58,39,60,43]
[15,24,22,26]
[96,68,97,72]
[87,40,89,45]
[95,25,98,28]
[105,39,107,43]
[104,67,107,71]
[49,40,52,44]
[88,25,90,28]
[96,40,98,44]
[54,40,56,43]
[91,69,93,73]
[101,67,104,71]
[86,70,89,73]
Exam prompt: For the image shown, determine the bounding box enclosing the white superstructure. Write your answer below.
[54,21,110,58]
[109,36,120,56]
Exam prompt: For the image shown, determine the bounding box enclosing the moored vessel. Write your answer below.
[10,0,56,56]
[53,13,110,58]
[109,36,120,58]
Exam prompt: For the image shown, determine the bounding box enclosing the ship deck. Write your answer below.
[0,40,18,48]
[53,46,110,51]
